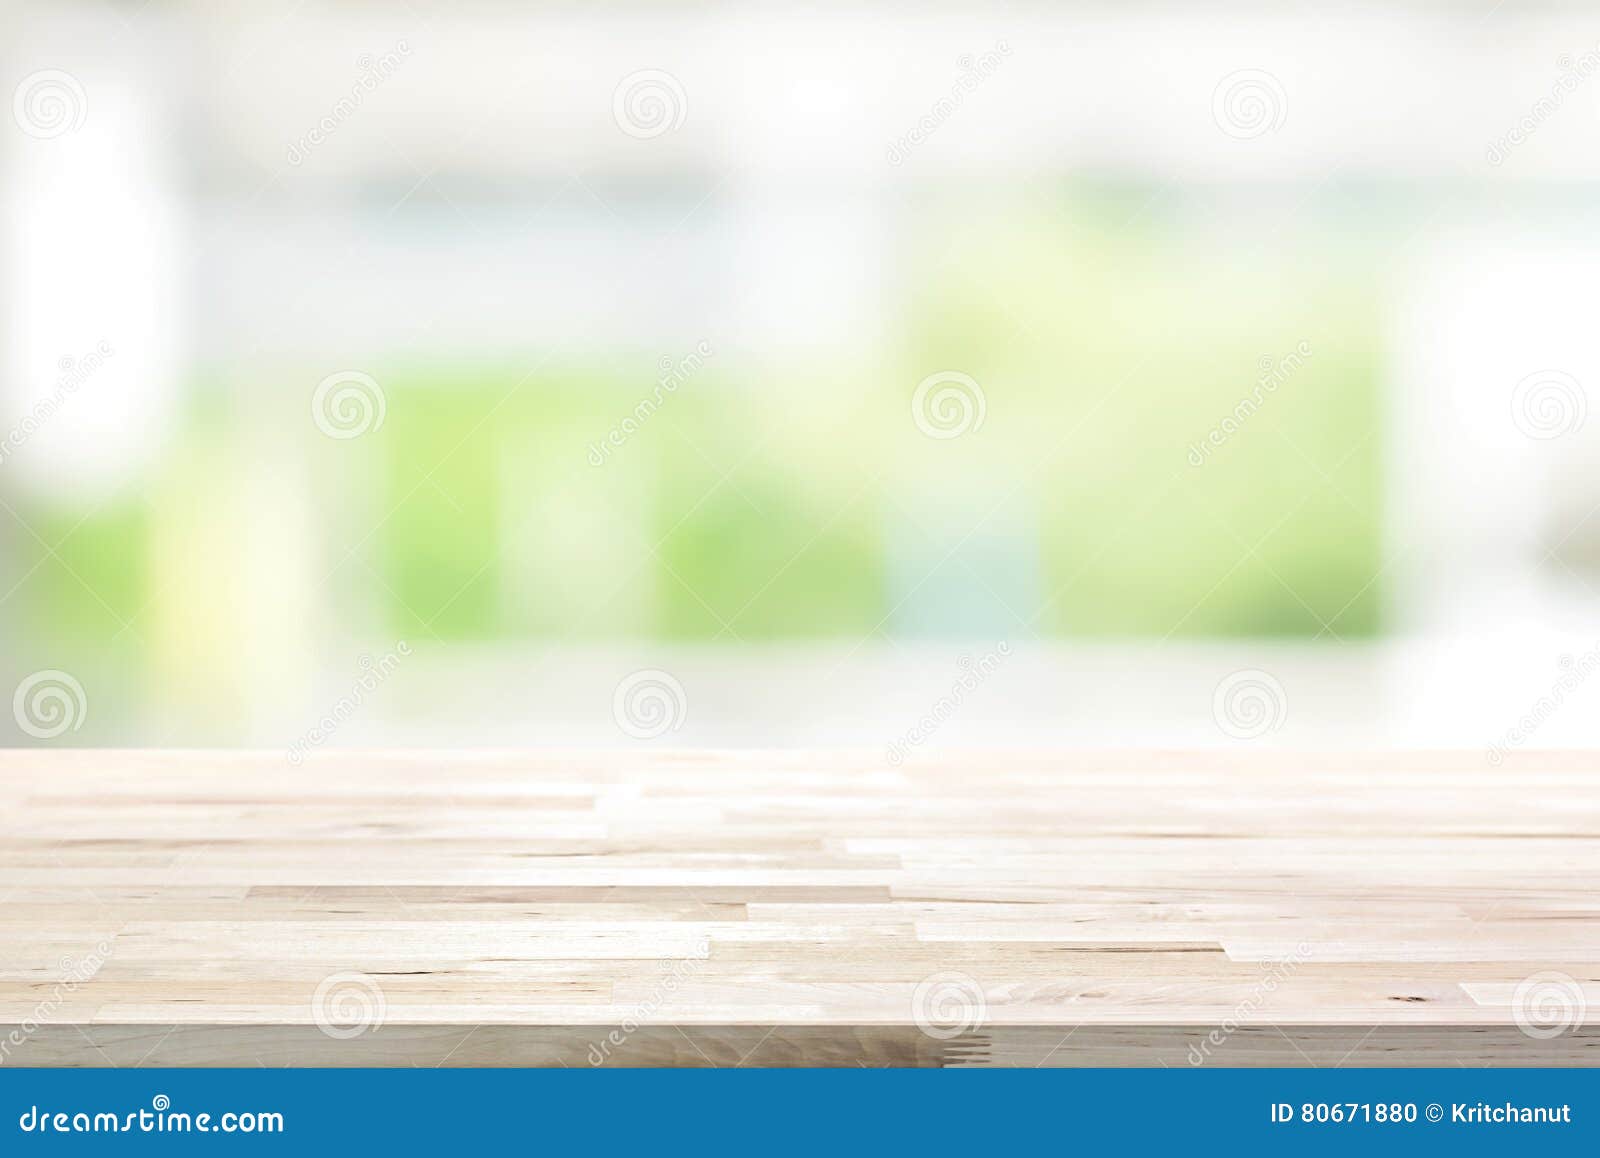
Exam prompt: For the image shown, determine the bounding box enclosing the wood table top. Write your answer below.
[2,749,1596,1066]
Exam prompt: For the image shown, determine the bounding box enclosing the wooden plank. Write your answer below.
[0,749,1596,1066]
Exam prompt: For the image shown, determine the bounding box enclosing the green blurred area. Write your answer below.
[3,194,1385,656]
[23,502,148,641]
[910,195,1383,637]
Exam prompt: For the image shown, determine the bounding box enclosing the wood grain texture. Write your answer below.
[1,749,1596,1066]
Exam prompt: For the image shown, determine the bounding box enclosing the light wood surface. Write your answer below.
[1,749,1596,1066]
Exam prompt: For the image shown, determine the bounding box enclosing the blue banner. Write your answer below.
[3,1068,1594,1154]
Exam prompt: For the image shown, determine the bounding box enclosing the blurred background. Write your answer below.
[2,0,1599,751]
